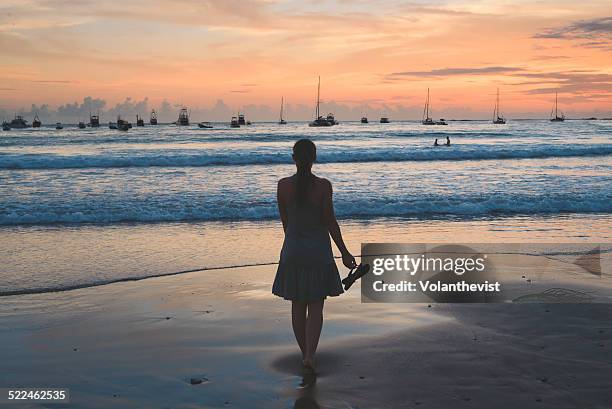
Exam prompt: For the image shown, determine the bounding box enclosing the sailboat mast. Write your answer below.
[316,76,321,119]
[555,92,558,117]
[426,88,430,119]
[280,97,284,121]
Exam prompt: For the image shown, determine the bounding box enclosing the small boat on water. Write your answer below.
[198,122,213,128]
[238,113,246,126]
[150,110,158,125]
[55,122,63,130]
[309,76,335,127]
[550,92,565,122]
[230,117,240,128]
[9,115,28,129]
[422,88,447,125]
[117,115,131,130]
[326,113,338,125]
[380,117,390,123]
[78,121,86,129]
[136,115,145,127]
[279,97,287,125]
[32,114,42,128]
[361,117,368,124]
[2,121,10,131]
[89,113,100,127]
[109,122,117,129]
[176,108,189,126]
[493,88,506,124]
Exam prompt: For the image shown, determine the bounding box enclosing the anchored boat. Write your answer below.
[32,114,42,128]
[422,89,447,125]
[278,97,287,125]
[550,92,565,122]
[309,76,335,127]
[9,115,28,129]
[150,110,158,125]
[89,112,100,127]
[493,88,506,124]
[176,108,189,126]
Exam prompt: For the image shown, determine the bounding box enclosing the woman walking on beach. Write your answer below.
[273,139,356,372]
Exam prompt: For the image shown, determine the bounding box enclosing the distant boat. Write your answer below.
[493,88,506,124]
[198,122,213,128]
[150,110,158,125]
[32,114,42,128]
[309,76,334,127]
[278,97,287,125]
[550,92,565,122]
[9,115,28,129]
[89,112,100,127]
[78,121,86,129]
[422,89,447,125]
[325,113,338,125]
[238,113,246,126]
[136,115,145,127]
[109,122,117,129]
[2,121,10,131]
[230,116,240,128]
[176,108,189,126]
[55,122,63,130]
[117,115,131,130]
[361,116,368,124]
[246,120,252,125]
[380,117,390,123]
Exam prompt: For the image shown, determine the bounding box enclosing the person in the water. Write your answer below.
[434,139,439,146]
[446,136,450,146]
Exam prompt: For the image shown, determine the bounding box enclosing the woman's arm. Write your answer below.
[277,179,288,233]
[322,179,356,269]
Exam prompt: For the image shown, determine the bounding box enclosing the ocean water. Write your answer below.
[1,119,611,294]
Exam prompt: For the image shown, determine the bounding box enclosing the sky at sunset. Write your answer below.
[1,0,611,121]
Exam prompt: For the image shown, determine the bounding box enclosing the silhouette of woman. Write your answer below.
[273,139,356,372]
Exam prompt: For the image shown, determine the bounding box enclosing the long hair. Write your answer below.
[292,139,317,206]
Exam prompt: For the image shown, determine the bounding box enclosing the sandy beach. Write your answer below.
[2,257,611,409]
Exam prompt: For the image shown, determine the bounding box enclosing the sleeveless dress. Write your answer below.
[272,194,344,302]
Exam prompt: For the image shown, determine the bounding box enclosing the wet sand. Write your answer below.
[1,262,611,409]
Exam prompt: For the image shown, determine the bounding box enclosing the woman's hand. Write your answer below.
[342,251,357,269]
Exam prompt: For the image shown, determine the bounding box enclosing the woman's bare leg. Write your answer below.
[304,300,324,368]
[291,301,307,359]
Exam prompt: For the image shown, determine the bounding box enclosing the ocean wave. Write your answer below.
[1,194,610,225]
[1,144,611,169]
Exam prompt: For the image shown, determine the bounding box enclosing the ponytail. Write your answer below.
[292,139,317,206]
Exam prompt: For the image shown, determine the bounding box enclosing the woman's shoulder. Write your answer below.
[314,176,332,188]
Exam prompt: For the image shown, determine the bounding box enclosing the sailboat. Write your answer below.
[309,76,333,127]
[550,92,565,122]
[278,97,287,125]
[422,89,446,125]
[493,88,506,124]
[32,114,42,128]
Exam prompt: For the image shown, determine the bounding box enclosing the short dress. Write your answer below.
[272,199,344,302]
